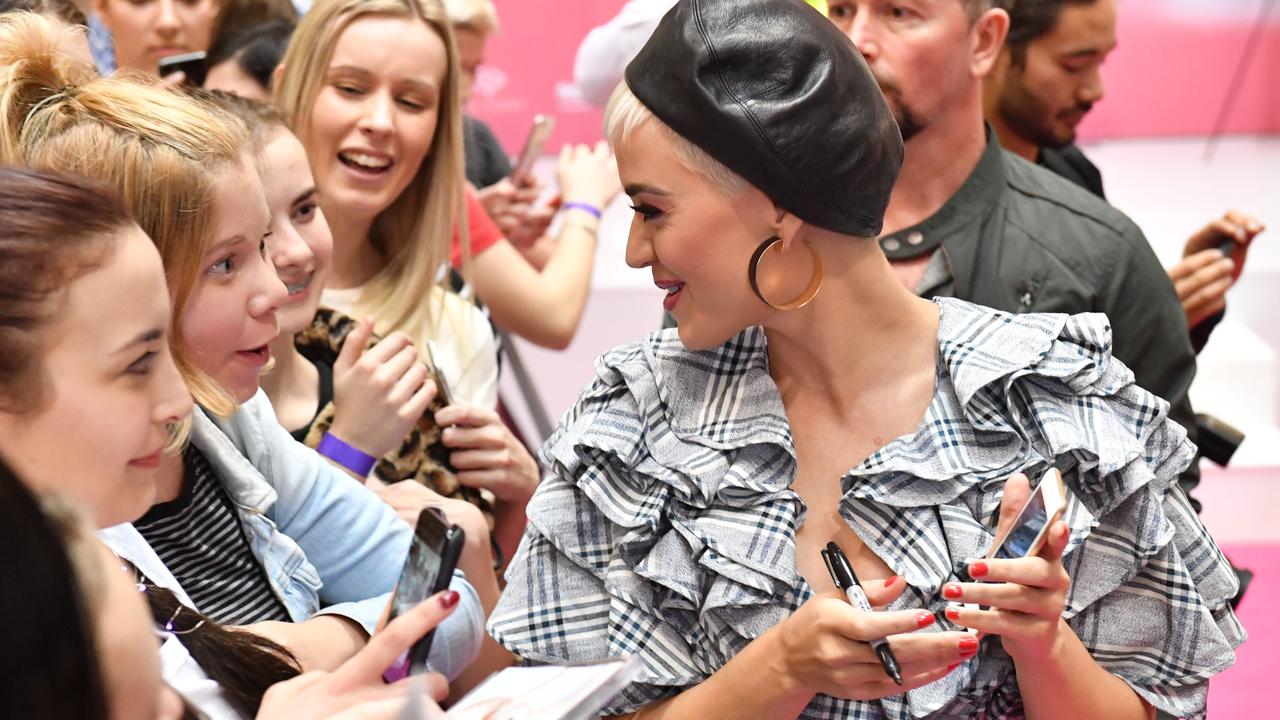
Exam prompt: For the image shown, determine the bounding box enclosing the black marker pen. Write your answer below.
[821,541,904,686]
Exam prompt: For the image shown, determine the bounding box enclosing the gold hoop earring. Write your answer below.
[747,235,823,310]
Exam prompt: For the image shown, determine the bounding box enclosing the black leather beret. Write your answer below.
[625,0,903,237]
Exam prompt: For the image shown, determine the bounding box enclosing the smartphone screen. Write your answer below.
[389,529,445,621]
[382,509,463,682]
[994,489,1050,559]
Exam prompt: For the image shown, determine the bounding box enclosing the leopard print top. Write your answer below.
[294,307,496,530]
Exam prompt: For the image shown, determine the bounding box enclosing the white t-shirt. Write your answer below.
[321,286,499,410]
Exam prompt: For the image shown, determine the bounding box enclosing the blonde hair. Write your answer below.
[441,0,497,33]
[0,12,247,416]
[603,80,747,198]
[276,0,471,353]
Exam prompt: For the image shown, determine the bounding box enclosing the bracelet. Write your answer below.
[561,201,603,219]
[317,432,376,477]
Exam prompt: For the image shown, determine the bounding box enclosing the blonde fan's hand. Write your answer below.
[330,319,438,460]
[435,404,540,504]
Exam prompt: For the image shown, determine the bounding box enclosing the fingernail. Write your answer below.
[884,575,899,588]
[968,561,988,578]
[916,612,935,628]
[959,637,979,653]
[439,590,460,609]
[947,663,960,671]
[945,605,961,622]
[942,584,963,599]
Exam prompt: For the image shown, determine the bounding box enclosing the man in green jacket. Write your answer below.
[826,0,1200,491]
[981,0,1264,355]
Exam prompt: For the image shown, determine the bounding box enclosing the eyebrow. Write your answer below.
[204,235,244,258]
[327,65,438,92]
[1062,41,1118,59]
[624,183,671,197]
[112,328,164,356]
[292,187,317,208]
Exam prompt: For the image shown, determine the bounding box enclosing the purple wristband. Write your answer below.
[562,201,602,219]
[317,432,376,477]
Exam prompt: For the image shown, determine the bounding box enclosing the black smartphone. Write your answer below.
[383,507,465,681]
[157,51,208,86]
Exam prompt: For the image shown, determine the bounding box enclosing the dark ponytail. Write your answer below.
[143,585,302,717]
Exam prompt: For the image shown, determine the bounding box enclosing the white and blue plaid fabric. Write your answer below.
[490,298,1243,719]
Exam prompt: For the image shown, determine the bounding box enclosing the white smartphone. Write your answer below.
[509,114,556,186]
[955,468,1070,628]
[988,467,1068,561]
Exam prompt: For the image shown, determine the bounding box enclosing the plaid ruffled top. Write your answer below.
[489,298,1243,719]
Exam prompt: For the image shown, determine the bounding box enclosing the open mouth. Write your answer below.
[661,283,685,311]
[236,345,271,366]
[283,271,314,297]
[338,150,393,175]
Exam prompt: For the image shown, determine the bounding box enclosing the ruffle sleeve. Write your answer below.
[838,299,1243,719]
[488,329,809,714]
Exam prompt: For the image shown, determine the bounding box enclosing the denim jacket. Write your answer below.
[100,391,484,687]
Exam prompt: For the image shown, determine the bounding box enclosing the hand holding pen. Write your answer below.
[822,542,904,685]
[768,543,973,702]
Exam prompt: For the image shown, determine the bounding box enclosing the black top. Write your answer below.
[135,446,291,625]
[289,357,333,443]
[1037,143,1106,199]
[463,115,512,189]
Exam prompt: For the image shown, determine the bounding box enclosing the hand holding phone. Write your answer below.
[942,470,1073,663]
[157,51,208,86]
[509,114,555,186]
[989,467,1068,560]
[382,507,465,683]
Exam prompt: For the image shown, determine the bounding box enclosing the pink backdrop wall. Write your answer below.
[468,0,1280,153]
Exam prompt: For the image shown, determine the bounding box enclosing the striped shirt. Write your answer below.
[135,446,291,625]
[489,298,1244,720]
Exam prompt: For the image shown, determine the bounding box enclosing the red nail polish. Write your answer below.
[959,637,979,653]
[884,575,900,588]
[968,561,988,578]
[943,584,963,599]
[916,612,935,628]
[439,590,460,609]
[947,663,960,671]
[945,606,960,622]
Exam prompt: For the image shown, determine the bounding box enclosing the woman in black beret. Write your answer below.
[488,1,1241,718]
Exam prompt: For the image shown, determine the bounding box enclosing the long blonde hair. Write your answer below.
[275,0,470,349]
[0,12,247,416]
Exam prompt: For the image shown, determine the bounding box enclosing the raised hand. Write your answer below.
[1170,210,1265,328]
[329,318,438,460]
